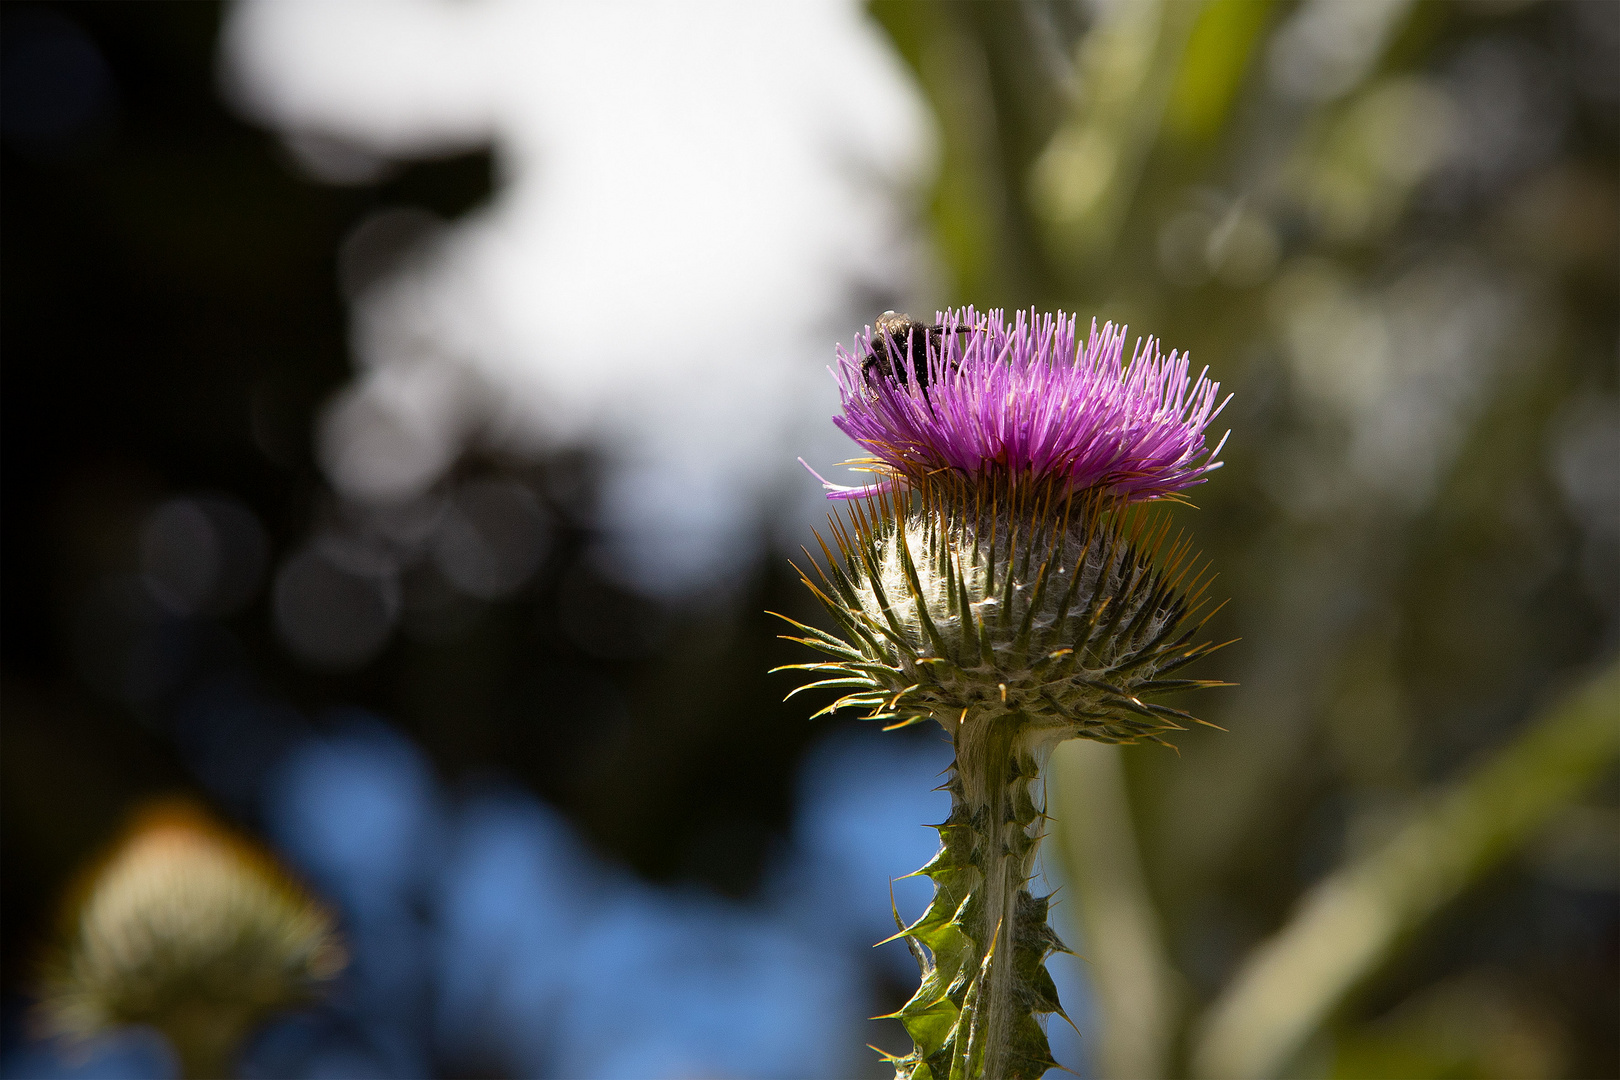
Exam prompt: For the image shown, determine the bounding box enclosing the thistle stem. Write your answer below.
[959,719,1031,1079]
[162,1008,249,1080]
[893,712,1063,1080]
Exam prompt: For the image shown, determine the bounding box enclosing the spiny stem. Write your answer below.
[963,723,1033,1080]
[889,711,1064,1080]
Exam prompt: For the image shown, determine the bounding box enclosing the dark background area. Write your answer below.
[1,0,846,1012]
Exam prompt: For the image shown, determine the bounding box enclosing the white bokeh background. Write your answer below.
[220,0,939,596]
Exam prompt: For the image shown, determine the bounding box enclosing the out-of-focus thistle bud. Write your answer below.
[780,308,1233,1080]
[38,801,345,1080]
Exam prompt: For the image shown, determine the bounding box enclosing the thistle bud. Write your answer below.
[39,801,345,1080]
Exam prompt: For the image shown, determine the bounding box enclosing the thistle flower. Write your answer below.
[39,802,345,1080]
[818,307,1228,503]
[779,308,1232,1080]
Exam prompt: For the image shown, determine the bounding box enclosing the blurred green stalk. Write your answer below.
[1191,659,1620,1080]
[1050,740,1179,1080]
[1028,0,1203,272]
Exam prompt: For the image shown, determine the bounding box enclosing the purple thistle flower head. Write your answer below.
[816,307,1230,504]
[781,311,1237,1080]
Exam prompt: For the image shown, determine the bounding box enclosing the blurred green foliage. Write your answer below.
[870,1,1617,1077]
